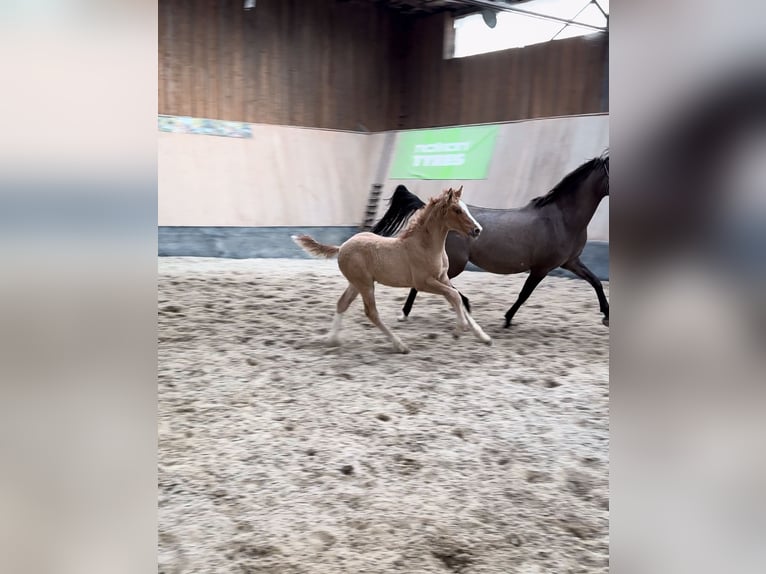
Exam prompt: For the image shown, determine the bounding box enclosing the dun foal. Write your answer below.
[292,187,492,353]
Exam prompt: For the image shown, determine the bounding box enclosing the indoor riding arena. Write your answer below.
[158,1,610,572]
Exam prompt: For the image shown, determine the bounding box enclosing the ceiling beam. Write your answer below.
[592,0,609,21]
[458,0,608,33]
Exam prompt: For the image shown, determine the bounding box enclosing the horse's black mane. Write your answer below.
[529,154,609,208]
[370,185,426,237]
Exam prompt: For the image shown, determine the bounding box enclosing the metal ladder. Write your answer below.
[359,131,396,232]
[359,184,383,231]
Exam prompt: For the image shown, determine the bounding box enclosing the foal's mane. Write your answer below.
[529,155,609,208]
[398,195,443,239]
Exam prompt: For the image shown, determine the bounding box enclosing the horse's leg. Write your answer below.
[447,241,471,313]
[561,258,609,326]
[420,278,491,344]
[400,240,470,321]
[400,285,469,321]
[504,270,547,328]
[327,284,359,346]
[398,288,418,322]
[461,304,491,344]
[359,284,410,354]
[448,277,471,315]
[459,291,471,314]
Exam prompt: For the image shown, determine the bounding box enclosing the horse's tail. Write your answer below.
[291,234,340,259]
[370,185,426,237]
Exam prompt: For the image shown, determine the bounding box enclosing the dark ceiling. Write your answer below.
[377,0,473,13]
[342,1,607,33]
[341,0,513,16]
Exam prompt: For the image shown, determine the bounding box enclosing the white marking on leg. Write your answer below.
[375,317,409,353]
[450,291,469,336]
[327,312,343,346]
[464,311,492,344]
[397,311,408,322]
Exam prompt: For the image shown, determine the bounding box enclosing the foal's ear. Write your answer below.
[445,187,454,201]
[455,185,463,199]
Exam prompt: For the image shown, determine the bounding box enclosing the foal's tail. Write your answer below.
[370,185,426,237]
[291,234,340,259]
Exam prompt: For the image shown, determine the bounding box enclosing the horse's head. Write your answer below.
[600,154,610,197]
[585,155,610,200]
[439,186,482,238]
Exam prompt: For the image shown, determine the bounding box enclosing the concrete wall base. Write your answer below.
[159,227,609,281]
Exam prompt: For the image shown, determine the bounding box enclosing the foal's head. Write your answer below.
[438,186,482,238]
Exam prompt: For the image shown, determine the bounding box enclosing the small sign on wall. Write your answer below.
[158,115,252,139]
[389,125,498,179]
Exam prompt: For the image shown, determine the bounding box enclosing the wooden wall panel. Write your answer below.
[400,12,608,129]
[158,1,607,131]
[158,0,404,131]
[158,126,376,226]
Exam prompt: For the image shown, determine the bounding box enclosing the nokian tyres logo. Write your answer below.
[390,125,498,180]
[413,142,471,167]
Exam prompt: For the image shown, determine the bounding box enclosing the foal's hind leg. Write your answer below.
[359,284,410,354]
[561,258,610,326]
[504,270,548,328]
[327,284,359,346]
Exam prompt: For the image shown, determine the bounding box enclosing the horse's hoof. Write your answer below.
[474,329,492,344]
[452,330,461,339]
[327,337,342,347]
[397,313,408,322]
[395,344,410,354]
[602,317,609,327]
[483,337,493,346]
[503,321,511,329]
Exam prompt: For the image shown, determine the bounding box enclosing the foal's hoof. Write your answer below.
[602,317,609,327]
[474,329,492,345]
[326,337,342,347]
[394,344,410,354]
[503,321,511,329]
[397,312,408,322]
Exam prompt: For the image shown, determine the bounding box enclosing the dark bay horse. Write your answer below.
[372,155,610,327]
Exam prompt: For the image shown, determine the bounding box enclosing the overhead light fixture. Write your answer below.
[244,0,255,10]
[481,9,497,28]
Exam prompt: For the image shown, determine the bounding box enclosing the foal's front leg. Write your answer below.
[398,286,470,322]
[421,278,491,345]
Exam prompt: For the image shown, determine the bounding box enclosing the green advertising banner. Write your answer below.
[389,125,499,180]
